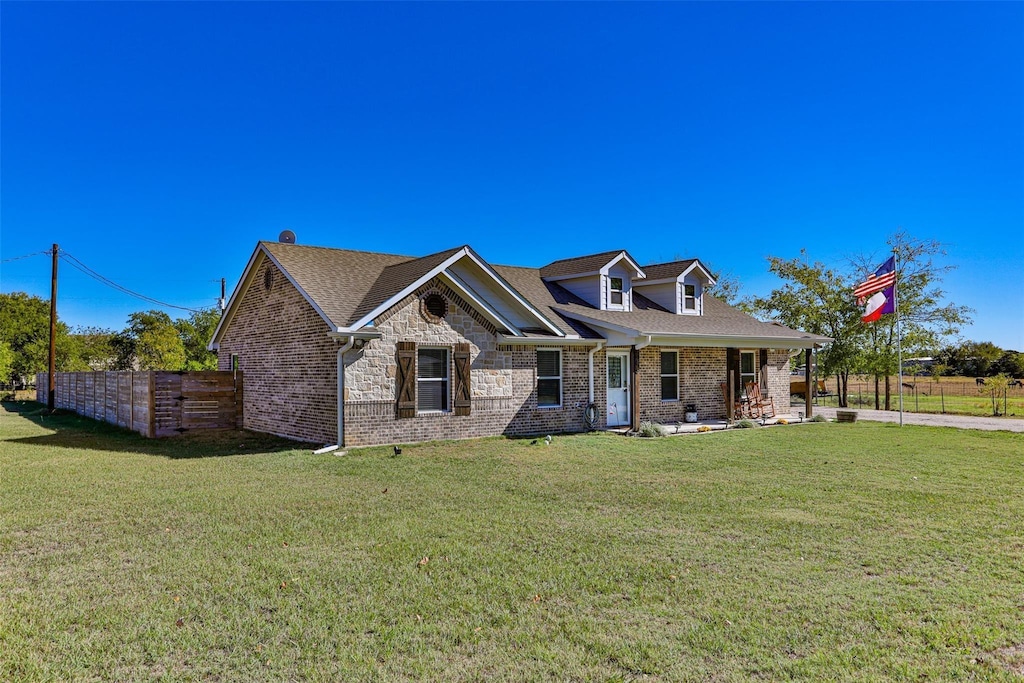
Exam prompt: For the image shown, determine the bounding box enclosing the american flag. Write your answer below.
[853,256,896,304]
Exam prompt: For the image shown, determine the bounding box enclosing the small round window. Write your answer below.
[424,293,447,319]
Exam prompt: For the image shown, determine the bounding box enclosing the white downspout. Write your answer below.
[635,335,652,351]
[313,336,354,454]
[588,341,606,404]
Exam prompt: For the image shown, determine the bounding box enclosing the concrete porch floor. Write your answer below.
[603,413,802,435]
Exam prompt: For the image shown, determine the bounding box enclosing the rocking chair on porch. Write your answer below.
[719,382,744,420]
[744,382,776,420]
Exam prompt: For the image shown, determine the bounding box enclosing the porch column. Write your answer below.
[804,348,813,418]
[630,346,641,431]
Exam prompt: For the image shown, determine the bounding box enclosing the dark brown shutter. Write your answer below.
[396,341,416,418]
[726,347,740,393]
[759,348,769,392]
[453,343,471,416]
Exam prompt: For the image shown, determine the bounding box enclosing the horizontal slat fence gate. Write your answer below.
[37,371,243,438]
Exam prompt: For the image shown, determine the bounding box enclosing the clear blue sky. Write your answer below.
[2,2,1022,350]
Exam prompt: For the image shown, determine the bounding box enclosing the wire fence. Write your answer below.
[805,380,1024,418]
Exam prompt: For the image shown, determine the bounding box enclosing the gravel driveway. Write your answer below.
[810,406,1024,432]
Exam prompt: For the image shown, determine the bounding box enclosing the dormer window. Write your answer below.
[609,277,624,306]
[683,284,697,311]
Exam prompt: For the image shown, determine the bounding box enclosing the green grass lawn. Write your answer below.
[3,402,1024,681]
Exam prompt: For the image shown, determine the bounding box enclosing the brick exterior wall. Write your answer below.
[766,349,792,415]
[217,259,793,446]
[217,258,338,444]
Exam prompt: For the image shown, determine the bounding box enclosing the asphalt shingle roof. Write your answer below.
[255,241,827,345]
[539,250,635,279]
[640,259,699,281]
[552,295,827,343]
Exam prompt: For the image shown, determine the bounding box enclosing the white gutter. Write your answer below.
[588,341,606,404]
[313,336,355,454]
[635,335,653,351]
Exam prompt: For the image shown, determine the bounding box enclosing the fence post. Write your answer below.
[234,371,244,430]
[940,386,945,414]
[147,372,156,438]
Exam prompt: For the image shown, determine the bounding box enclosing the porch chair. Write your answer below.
[719,382,745,420]
[744,382,776,420]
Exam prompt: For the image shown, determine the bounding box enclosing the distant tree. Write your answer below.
[0,341,14,386]
[706,268,743,308]
[71,327,117,371]
[935,341,1004,377]
[175,308,221,370]
[0,292,76,385]
[112,310,186,371]
[851,231,972,410]
[992,350,1023,379]
[747,251,865,407]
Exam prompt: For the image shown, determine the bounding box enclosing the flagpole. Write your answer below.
[895,244,903,427]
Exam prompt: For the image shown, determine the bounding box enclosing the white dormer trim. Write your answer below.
[542,251,646,282]
[598,252,646,279]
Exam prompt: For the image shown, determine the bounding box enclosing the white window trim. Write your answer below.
[683,283,698,312]
[660,350,679,402]
[537,348,563,409]
[608,276,625,310]
[417,346,450,414]
[739,349,756,395]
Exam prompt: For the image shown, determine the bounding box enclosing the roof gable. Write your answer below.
[637,258,716,285]
[539,250,645,280]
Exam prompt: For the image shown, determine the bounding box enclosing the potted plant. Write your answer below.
[684,403,698,423]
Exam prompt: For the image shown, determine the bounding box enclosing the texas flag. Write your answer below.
[861,285,895,323]
[855,256,897,323]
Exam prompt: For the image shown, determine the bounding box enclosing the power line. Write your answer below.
[58,249,203,313]
[1,250,50,264]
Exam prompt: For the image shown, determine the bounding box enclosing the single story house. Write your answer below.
[209,240,830,447]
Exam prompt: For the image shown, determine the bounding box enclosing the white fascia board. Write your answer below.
[347,247,564,337]
[210,243,345,350]
[439,270,523,336]
[262,247,342,332]
[209,246,264,349]
[541,270,601,282]
[347,248,471,332]
[645,334,830,349]
[554,310,641,337]
[461,247,565,337]
[680,261,716,285]
[599,251,646,279]
[496,335,599,346]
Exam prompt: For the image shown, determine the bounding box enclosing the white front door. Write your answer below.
[607,352,630,427]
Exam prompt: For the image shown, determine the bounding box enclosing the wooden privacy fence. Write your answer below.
[36,371,243,438]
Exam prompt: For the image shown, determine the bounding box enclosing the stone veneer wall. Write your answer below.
[343,278,594,446]
[217,258,338,444]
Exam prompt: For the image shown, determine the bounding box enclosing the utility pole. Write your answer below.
[48,244,58,411]
[220,278,226,312]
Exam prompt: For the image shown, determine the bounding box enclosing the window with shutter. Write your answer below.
[453,343,471,416]
[417,347,449,412]
[396,341,416,418]
[537,349,562,407]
